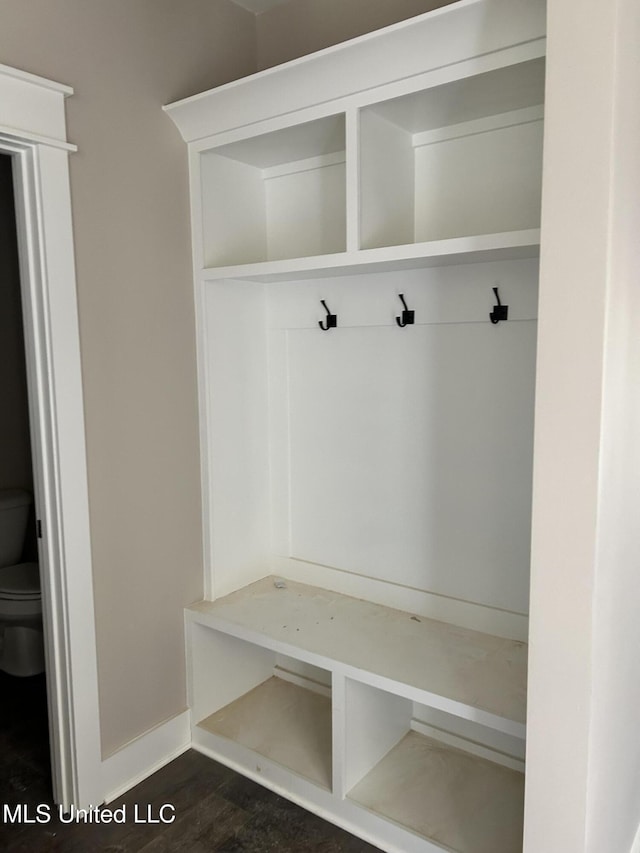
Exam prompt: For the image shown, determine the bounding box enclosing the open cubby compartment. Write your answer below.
[359,56,545,250]
[199,113,346,268]
[344,679,525,853]
[188,621,333,790]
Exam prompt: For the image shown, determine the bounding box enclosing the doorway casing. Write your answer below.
[0,63,102,809]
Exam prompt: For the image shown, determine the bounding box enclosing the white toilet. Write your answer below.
[0,489,44,677]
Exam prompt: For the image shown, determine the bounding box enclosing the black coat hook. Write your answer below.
[318,299,337,331]
[396,293,415,327]
[489,287,508,324]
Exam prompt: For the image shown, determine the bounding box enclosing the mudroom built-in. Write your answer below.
[165,1,545,850]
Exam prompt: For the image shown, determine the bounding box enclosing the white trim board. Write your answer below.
[102,710,192,804]
[0,62,73,96]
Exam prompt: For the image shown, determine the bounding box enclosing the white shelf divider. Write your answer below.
[199,228,540,283]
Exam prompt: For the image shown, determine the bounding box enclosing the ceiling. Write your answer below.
[230,0,291,13]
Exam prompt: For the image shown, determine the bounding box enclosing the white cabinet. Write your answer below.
[166,1,545,850]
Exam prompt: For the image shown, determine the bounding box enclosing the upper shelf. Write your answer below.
[199,229,541,282]
[194,48,545,277]
[187,576,527,737]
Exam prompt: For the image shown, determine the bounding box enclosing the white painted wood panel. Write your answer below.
[189,623,274,724]
[345,110,359,253]
[414,120,543,242]
[344,680,410,793]
[359,108,415,249]
[203,281,271,597]
[265,160,346,260]
[285,320,536,614]
[200,152,266,266]
[260,263,537,634]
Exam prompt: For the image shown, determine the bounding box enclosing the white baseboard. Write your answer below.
[102,709,191,803]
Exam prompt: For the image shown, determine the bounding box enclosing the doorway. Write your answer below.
[0,150,52,798]
[0,63,102,810]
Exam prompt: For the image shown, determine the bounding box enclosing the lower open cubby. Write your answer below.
[198,675,333,789]
[343,679,525,853]
[186,577,527,853]
[349,730,523,852]
[189,625,333,790]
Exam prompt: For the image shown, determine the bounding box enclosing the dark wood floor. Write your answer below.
[0,672,380,852]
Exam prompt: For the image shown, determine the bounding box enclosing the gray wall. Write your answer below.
[0,0,256,757]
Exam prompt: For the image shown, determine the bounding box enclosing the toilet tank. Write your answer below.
[0,489,32,568]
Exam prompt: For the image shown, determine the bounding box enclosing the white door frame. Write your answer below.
[0,64,102,809]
